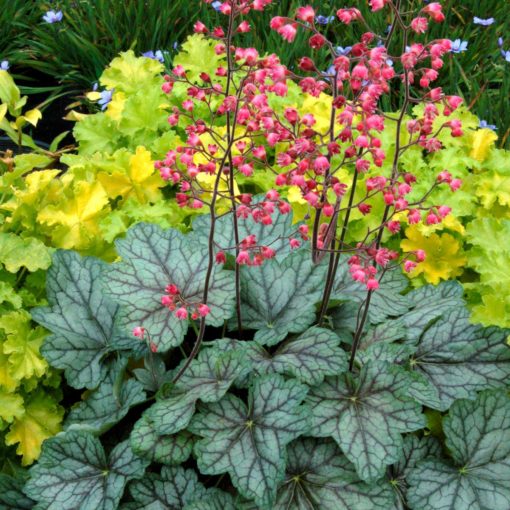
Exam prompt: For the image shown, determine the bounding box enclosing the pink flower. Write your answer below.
[416,249,426,262]
[404,260,417,273]
[337,8,361,24]
[426,212,441,224]
[411,17,428,33]
[194,21,207,33]
[173,65,186,77]
[296,6,315,23]
[314,156,330,173]
[270,16,285,30]
[437,205,451,217]
[289,238,301,249]
[423,2,445,22]
[278,24,297,42]
[236,250,251,265]
[237,21,251,33]
[216,251,226,264]
[309,34,326,50]
[369,0,387,12]
[198,304,210,317]
[366,278,379,290]
[450,178,462,191]
[133,327,145,338]
[175,307,188,320]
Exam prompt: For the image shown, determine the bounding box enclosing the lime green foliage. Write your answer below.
[0,49,194,466]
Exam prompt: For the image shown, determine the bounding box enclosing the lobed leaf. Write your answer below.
[407,390,510,510]
[238,250,327,345]
[190,374,310,508]
[32,251,139,389]
[24,431,148,510]
[104,223,235,351]
[307,361,425,482]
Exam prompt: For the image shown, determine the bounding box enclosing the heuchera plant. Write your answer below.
[155,0,463,369]
[5,1,510,510]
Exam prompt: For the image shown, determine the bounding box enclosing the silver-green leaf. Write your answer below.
[24,431,148,510]
[407,390,510,510]
[150,348,247,436]
[238,250,327,345]
[127,466,206,509]
[275,438,394,509]
[130,411,193,466]
[307,362,425,482]
[104,223,235,351]
[189,374,310,508]
[409,307,510,410]
[32,251,139,389]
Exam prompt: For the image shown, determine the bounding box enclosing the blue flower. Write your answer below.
[498,37,504,48]
[142,50,165,63]
[335,46,352,56]
[502,50,510,62]
[173,42,179,51]
[315,15,335,25]
[42,10,63,23]
[98,89,113,110]
[0,60,9,71]
[473,17,495,26]
[479,120,497,130]
[450,39,468,54]
[211,1,222,11]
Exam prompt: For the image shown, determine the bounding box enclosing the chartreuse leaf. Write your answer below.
[234,326,348,386]
[104,223,235,351]
[331,264,410,324]
[130,411,193,465]
[5,390,64,466]
[100,50,164,95]
[65,359,146,434]
[0,388,24,424]
[407,390,510,510]
[150,348,246,436]
[275,438,393,509]
[386,435,442,510]
[0,310,48,381]
[0,233,51,273]
[0,474,34,509]
[190,374,310,508]
[307,362,425,482]
[409,307,510,411]
[173,35,225,82]
[127,466,206,509]
[24,431,149,510]
[239,250,327,345]
[32,251,140,390]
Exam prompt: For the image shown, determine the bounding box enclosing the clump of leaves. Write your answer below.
[8,221,508,509]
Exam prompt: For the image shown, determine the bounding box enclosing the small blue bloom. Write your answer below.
[173,42,179,51]
[142,50,165,63]
[450,39,468,54]
[42,10,63,24]
[384,24,392,34]
[98,89,113,110]
[315,15,335,25]
[502,50,510,62]
[386,58,394,67]
[479,120,497,130]
[0,60,9,71]
[335,46,352,56]
[498,37,504,48]
[473,17,495,26]
[211,1,222,11]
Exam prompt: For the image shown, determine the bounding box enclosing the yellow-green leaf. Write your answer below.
[0,388,24,423]
[0,310,48,381]
[0,233,51,273]
[5,390,64,465]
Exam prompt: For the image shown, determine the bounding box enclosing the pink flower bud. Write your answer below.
[194,21,207,33]
[404,260,417,273]
[297,6,315,22]
[198,304,210,317]
[133,327,145,338]
[236,250,251,265]
[416,249,426,262]
[366,278,379,290]
[175,307,188,320]
[216,251,226,264]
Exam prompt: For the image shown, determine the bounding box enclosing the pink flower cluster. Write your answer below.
[161,284,210,320]
[154,0,463,299]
